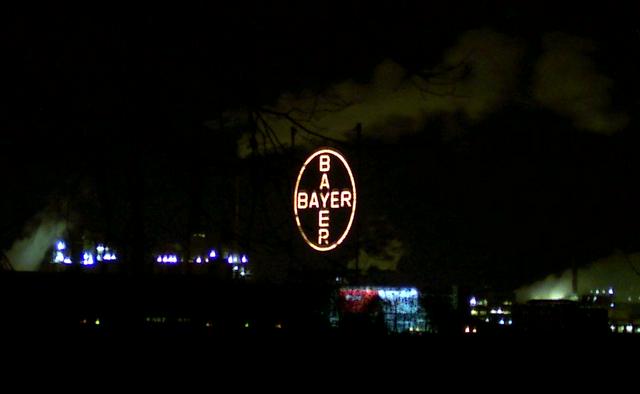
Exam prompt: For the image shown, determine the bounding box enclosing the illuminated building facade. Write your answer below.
[153,249,250,278]
[47,231,251,279]
[463,287,640,335]
[583,287,640,335]
[334,286,429,334]
[50,240,118,269]
[467,294,514,332]
[151,233,251,278]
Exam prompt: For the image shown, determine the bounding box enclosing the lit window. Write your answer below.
[54,251,64,263]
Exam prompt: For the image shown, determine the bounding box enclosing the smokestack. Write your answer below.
[572,257,578,297]
[516,251,640,302]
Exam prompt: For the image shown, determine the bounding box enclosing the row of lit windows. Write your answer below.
[51,241,118,266]
[609,323,640,334]
[155,251,248,265]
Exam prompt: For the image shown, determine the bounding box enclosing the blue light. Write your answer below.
[227,256,233,264]
[158,254,179,265]
[96,244,105,253]
[56,241,66,251]
[81,252,95,266]
[195,256,202,264]
[470,297,477,307]
[378,288,419,301]
[54,251,64,263]
[209,250,217,259]
[241,255,248,264]
[63,257,72,265]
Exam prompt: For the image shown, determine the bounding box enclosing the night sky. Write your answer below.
[2,3,640,292]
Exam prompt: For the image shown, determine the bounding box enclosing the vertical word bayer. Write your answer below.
[293,149,357,252]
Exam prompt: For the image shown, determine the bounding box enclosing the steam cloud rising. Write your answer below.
[515,251,640,302]
[4,215,66,271]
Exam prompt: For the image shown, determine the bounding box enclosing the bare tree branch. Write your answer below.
[257,107,351,146]
[409,50,475,98]
[254,110,287,154]
[279,90,356,123]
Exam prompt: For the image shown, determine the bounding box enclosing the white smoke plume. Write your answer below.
[515,250,640,303]
[236,29,524,156]
[533,32,629,135]
[4,214,67,271]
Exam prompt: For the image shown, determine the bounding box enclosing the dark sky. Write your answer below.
[2,2,640,289]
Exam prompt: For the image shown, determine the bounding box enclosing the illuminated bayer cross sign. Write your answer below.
[293,148,356,251]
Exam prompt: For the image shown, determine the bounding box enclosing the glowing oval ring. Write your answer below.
[293,148,357,252]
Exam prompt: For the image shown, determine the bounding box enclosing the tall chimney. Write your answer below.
[572,257,578,298]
